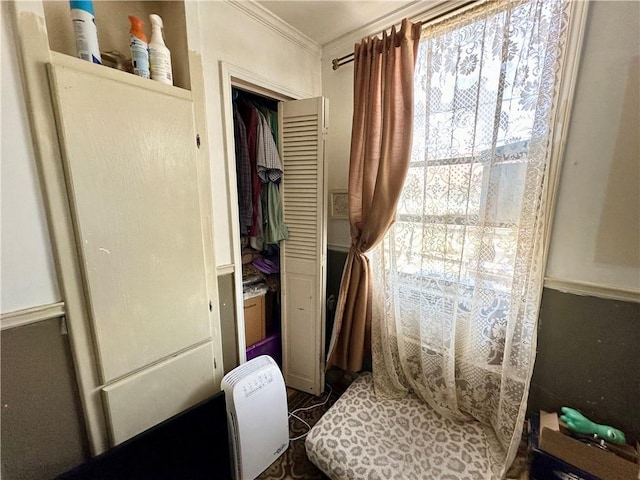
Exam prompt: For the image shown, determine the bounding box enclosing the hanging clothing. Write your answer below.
[236,95,288,251]
[256,109,288,245]
[233,104,252,233]
[238,101,263,239]
[263,182,289,244]
[256,111,283,183]
[250,200,264,251]
[256,106,279,150]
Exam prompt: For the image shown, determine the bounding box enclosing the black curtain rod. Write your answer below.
[332,53,355,70]
[331,20,424,71]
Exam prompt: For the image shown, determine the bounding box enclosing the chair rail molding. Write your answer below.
[1,302,66,330]
[216,264,235,276]
[327,244,350,253]
[544,277,640,304]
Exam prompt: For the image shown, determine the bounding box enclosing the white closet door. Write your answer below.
[279,97,328,395]
[102,342,215,445]
[48,63,212,384]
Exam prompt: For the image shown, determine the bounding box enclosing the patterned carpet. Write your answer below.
[256,385,342,480]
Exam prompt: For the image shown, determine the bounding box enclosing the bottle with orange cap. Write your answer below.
[129,15,150,79]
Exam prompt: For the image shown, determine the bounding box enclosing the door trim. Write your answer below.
[218,61,304,366]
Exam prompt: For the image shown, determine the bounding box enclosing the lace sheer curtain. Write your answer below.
[371,0,572,475]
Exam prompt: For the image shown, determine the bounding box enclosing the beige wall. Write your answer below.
[321,54,353,249]
[194,1,322,267]
[1,1,60,314]
[546,0,640,291]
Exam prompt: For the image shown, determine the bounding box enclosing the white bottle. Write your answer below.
[69,0,101,64]
[148,14,173,85]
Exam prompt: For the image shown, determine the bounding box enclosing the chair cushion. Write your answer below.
[305,373,496,480]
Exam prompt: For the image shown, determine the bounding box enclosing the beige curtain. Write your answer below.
[326,19,422,372]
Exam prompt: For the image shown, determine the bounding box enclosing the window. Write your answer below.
[378,0,572,364]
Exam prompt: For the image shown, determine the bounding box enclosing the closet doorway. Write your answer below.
[220,63,328,395]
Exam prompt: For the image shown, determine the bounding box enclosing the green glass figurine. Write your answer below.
[560,407,627,445]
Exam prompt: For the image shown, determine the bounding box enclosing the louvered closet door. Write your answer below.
[279,97,328,395]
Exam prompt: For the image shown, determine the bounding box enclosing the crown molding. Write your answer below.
[322,0,474,59]
[226,0,322,58]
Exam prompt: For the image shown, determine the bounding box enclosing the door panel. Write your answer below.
[102,341,216,445]
[48,63,211,383]
[279,97,328,395]
[285,268,318,386]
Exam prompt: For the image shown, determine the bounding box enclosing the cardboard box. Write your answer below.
[243,294,265,347]
[529,411,639,480]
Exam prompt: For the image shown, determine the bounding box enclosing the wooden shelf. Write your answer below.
[49,51,192,100]
[43,1,191,90]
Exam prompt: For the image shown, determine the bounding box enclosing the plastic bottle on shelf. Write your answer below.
[128,16,150,79]
[69,0,101,64]
[148,14,173,85]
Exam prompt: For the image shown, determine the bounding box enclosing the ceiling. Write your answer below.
[257,1,418,46]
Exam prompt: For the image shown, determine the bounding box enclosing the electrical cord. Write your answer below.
[288,384,333,441]
[288,413,311,441]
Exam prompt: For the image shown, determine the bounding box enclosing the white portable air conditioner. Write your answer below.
[221,355,289,480]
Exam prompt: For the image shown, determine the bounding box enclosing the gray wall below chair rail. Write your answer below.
[218,273,239,374]
[1,318,89,480]
[326,248,640,444]
[325,248,349,354]
[529,288,640,444]
[0,274,245,480]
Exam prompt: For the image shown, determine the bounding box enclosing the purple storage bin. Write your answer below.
[246,333,281,367]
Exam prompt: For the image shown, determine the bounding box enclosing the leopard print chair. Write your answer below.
[305,373,505,480]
